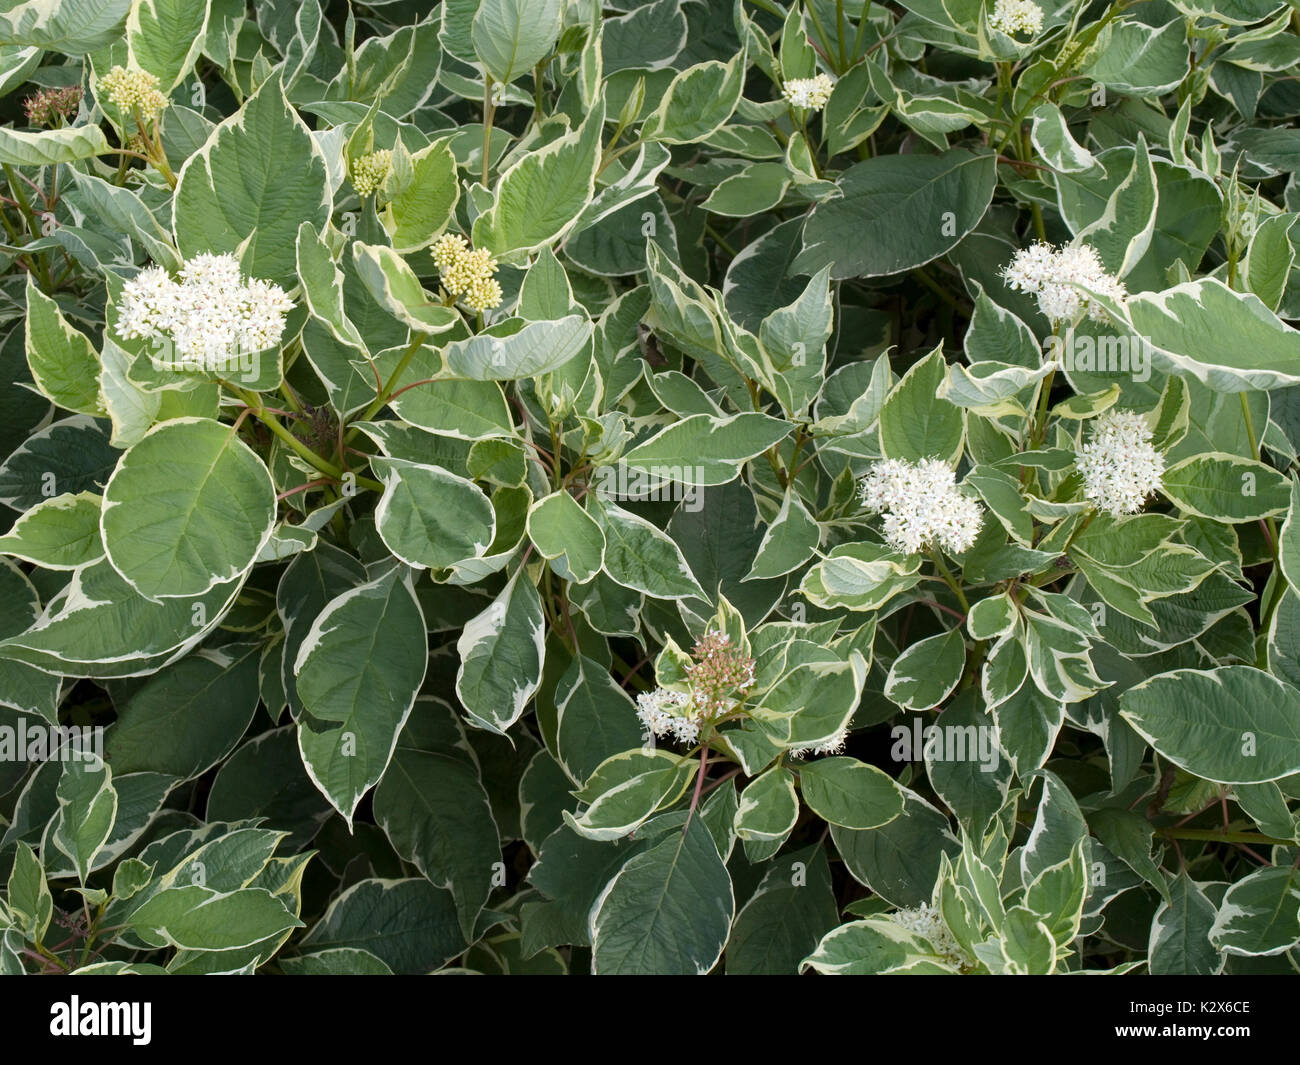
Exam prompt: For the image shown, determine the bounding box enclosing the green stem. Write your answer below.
[910,266,962,312]
[835,0,849,69]
[852,3,873,58]
[1156,826,1293,847]
[533,60,546,126]
[233,385,380,491]
[1019,125,1048,242]
[1242,392,1284,648]
[3,163,52,290]
[927,545,970,613]
[481,77,496,186]
[352,331,429,429]
[1030,366,1057,449]
[804,0,840,74]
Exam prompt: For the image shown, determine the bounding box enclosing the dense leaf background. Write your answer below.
[1,0,1300,975]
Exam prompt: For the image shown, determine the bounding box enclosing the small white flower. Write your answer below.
[118,253,294,373]
[990,0,1044,37]
[1076,408,1165,517]
[860,458,984,556]
[789,726,849,760]
[350,149,392,198]
[782,73,835,111]
[1002,241,1126,324]
[635,688,700,746]
[98,65,168,120]
[889,903,971,970]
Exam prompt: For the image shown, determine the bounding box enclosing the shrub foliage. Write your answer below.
[1,0,1300,975]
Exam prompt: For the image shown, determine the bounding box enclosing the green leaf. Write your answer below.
[471,0,562,85]
[620,412,792,487]
[383,140,459,253]
[801,917,952,974]
[0,0,131,52]
[798,757,905,830]
[644,52,745,146]
[590,817,733,974]
[372,456,495,569]
[24,278,104,416]
[0,123,109,166]
[0,491,103,569]
[527,490,605,584]
[727,844,840,974]
[884,628,967,711]
[350,243,462,334]
[455,567,546,734]
[6,842,52,942]
[1120,666,1300,783]
[1081,20,1190,95]
[734,766,799,843]
[375,741,500,941]
[879,346,965,464]
[552,653,642,784]
[1028,102,1096,174]
[130,886,302,952]
[174,73,331,289]
[441,316,593,380]
[999,905,1057,974]
[567,748,694,841]
[1209,866,1300,957]
[279,948,394,976]
[967,592,1018,640]
[51,752,117,884]
[300,878,465,974]
[473,104,603,256]
[701,162,790,217]
[0,559,240,678]
[589,496,706,601]
[1077,135,1158,278]
[295,568,428,822]
[127,0,210,89]
[1160,452,1290,521]
[388,377,514,439]
[1149,871,1223,974]
[744,487,820,581]
[105,644,261,780]
[1243,212,1296,312]
[1126,278,1300,391]
[101,417,275,599]
[830,789,959,907]
[796,149,997,279]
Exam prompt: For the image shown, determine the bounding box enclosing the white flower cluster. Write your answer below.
[1076,408,1165,517]
[350,149,392,197]
[636,688,701,746]
[990,0,1044,36]
[789,726,849,760]
[98,65,168,121]
[1002,242,1127,324]
[889,903,971,970]
[117,253,295,372]
[430,233,503,312]
[782,73,835,111]
[635,630,756,747]
[860,458,985,555]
